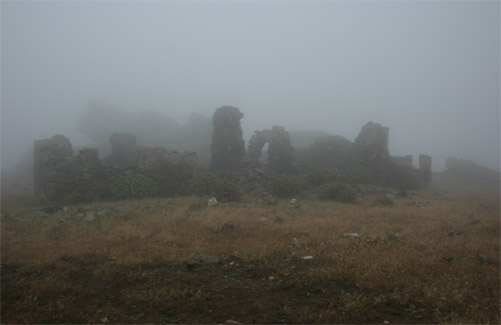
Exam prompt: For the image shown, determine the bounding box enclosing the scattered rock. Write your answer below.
[387,234,398,241]
[263,194,277,205]
[96,210,109,217]
[39,206,63,214]
[84,212,96,222]
[208,197,218,207]
[447,230,465,237]
[343,232,359,239]
[476,254,490,264]
[187,254,220,268]
[288,198,298,208]
[441,256,455,263]
[221,222,235,231]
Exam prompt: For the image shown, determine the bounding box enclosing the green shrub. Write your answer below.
[318,183,357,203]
[267,172,305,197]
[343,167,370,184]
[111,173,159,200]
[306,167,339,186]
[183,173,241,202]
[211,179,241,202]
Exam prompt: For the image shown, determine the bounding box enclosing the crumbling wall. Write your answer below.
[136,147,198,196]
[353,122,390,164]
[33,135,73,199]
[33,132,198,202]
[268,126,294,173]
[106,133,139,168]
[45,149,112,202]
[209,106,247,171]
[419,154,432,183]
[248,126,294,173]
[248,129,272,161]
[296,135,353,169]
[392,155,413,169]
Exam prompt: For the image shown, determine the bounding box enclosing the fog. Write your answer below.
[1,1,499,174]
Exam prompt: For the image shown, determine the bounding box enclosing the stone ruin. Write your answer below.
[295,122,431,186]
[419,154,432,183]
[353,122,390,166]
[392,155,413,169]
[33,133,197,202]
[209,111,432,187]
[106,132,139,168]
[209,106,248,172]
[295,135,353,169]
[248,126,294,173]
[34,107,434,202]
[34,135,74,200]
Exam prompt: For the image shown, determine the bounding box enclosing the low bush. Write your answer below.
[306,167,339,186]
[111,173,159,200]
[183,173,241,202]
[317,183,357,203]
[266,172,305,198]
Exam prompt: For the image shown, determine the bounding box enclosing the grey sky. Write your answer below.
[1,0,500,172]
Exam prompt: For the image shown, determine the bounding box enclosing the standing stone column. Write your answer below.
[209,106,247,171]
[419,154,432,182]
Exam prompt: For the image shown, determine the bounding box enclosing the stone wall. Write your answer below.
[419,154,432,183]
[33,135,73,199]
[33,133,198,202]
[248,126,294,173]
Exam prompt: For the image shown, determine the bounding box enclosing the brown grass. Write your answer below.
[1,185,499,324]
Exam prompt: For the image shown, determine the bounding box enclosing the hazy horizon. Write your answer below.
[2,1,500,173]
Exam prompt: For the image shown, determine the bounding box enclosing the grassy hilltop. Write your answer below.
[1,181,499,324]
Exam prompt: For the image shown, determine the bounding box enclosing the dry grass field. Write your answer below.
[1,182,499,324]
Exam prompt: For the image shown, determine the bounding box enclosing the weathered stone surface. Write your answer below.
[106,133,139,168]
[44,149,111,202]
[248,129,272,161]
[392,155,413,169]
[33,132,198,202]
[248,126,294,173]
[268,126,294,173]
[353,122,390,164]
[136,146,197,196]
[187,254,220,268]
[210,106,247,171]
[34,135,73,199]
[296,135,353,168]
[419,154,432,182]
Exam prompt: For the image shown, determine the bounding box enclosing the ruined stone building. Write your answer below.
[248,126,295,173]
[33,133,197,202]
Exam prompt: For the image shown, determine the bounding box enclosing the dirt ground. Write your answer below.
[1,182,500,324]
